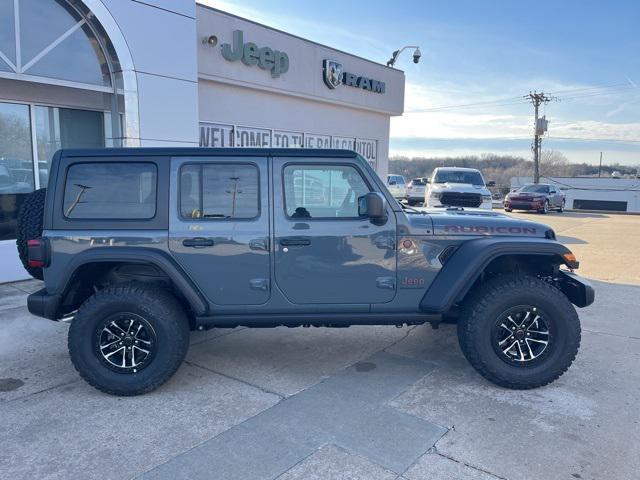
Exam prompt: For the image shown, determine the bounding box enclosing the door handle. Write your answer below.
[182,237,214,248]
[280,237,311,247]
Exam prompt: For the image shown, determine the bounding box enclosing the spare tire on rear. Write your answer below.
[16,188,46,280]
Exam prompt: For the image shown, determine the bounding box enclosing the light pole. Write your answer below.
[387,46,422,67]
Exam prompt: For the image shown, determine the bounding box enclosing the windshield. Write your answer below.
[433,170,484,186]
[519,184,549,193]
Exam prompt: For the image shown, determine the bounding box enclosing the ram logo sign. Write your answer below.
[322,59,386,94]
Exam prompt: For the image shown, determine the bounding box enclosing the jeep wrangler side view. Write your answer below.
[21,148,594,396]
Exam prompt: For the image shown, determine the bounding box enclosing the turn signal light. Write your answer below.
[562,252,579,269]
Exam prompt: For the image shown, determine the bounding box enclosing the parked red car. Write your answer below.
[504,183,565,214]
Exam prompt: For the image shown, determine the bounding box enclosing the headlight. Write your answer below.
[482,195,492,201]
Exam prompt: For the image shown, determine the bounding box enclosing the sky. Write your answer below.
[201,0,640,165]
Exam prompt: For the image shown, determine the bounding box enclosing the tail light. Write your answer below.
[27,238,50,268]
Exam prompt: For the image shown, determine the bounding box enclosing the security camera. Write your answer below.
[203,35,218,46]
[413,48,421,64]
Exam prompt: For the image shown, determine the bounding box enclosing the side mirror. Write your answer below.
[359,192,387,224]
[487,181,496,187]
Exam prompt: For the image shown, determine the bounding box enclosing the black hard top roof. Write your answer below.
[59,148,360,158]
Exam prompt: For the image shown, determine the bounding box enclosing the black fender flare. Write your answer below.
[55,247,208,316]
[420,237,573,314]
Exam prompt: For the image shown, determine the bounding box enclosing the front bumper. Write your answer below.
[557,270,595,308]
[427,198,493,210]
[28,288,61,320]
[505,200,543,210]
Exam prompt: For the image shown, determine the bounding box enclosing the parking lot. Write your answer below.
[1,211,639,480]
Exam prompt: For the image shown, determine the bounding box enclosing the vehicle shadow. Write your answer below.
[556,235,588,245]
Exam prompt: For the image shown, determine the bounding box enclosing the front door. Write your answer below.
[169,156,270,306]
[273,158,397,305]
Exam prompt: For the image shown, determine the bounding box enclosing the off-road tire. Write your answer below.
[68,284,190,396]
[457,274,581,389]
[16,188,46,280]
[504,208,513,212]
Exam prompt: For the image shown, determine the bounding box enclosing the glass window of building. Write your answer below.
[35,107,106,187]
[0,102,34,241]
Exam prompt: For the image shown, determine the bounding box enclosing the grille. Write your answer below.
[440,192,482,208]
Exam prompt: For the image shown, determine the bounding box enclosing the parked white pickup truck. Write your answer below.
[426,167,494,210]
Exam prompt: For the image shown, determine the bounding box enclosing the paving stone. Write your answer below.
[142,352,447,480]
[1,363,280,480]
[277,444,397,480]
[405,453,501,480]
[187,325,409,396]
[0,283,29,310]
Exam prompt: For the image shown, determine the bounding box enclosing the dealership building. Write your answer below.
[0,0,406,282]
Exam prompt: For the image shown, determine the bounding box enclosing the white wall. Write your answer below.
[101,0,199,146]
[195,4,404,178]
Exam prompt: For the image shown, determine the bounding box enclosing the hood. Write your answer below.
[406,208,552,238]
[429,182,489,194]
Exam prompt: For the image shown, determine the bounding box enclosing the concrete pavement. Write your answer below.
[1,212,639,480]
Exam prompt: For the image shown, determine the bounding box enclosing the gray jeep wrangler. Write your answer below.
[19,148,594,396]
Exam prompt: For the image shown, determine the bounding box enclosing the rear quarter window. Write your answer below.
[63,162,157,219]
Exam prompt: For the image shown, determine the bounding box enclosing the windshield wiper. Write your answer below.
[203,213,231,218]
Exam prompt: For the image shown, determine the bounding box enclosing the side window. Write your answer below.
[180,163,259,219]
[63,162,156,219]
[283,164,370,219]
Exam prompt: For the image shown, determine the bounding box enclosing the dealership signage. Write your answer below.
[221,30,289,78]
[323,59,385,94]
[200,122,377,168]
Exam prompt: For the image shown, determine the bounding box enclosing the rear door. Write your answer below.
[272,157,397,305]
[169,156,270,306]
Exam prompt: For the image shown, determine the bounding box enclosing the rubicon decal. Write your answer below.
[443,225,537,235]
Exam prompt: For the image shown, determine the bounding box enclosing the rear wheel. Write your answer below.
[457,274,580,389]
[16,188,46,280]
[504,207,513,212]
[68,284,190,396]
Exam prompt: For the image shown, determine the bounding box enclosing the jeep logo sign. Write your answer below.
[323,59,385,94]
[221,30,289,78]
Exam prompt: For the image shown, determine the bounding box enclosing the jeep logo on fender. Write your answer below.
[323,59,386,94]
[221,30,289,78]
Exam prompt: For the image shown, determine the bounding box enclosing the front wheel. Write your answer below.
[558,200,565,213]
[457,274,581,389]
[539,200,549,214]
[68,284,190,396]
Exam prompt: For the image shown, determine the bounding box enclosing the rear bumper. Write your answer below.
[558,270,595,308]
[27,288,61,320]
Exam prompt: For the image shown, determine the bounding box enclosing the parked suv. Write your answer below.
[20,148,593,396]
[386,174,407,201]
[426,167,493,210]
[406,178,427,206]
[505,183,566,214]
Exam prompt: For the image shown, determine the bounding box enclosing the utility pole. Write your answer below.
[598,152,603,177]
[525,92,554,183]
